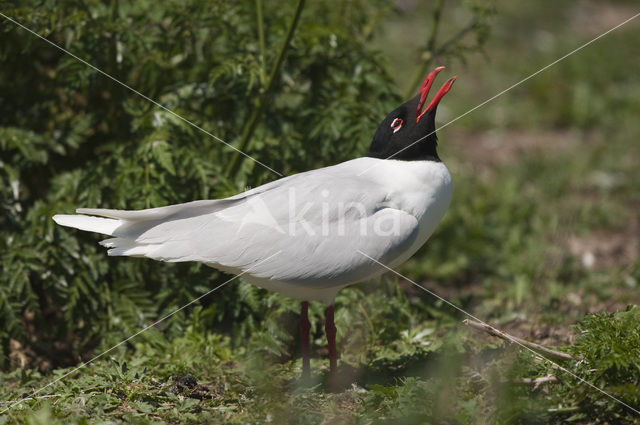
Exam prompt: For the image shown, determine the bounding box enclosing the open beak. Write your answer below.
[416,66,457,123]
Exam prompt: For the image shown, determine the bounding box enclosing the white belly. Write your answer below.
[384,161,453,269]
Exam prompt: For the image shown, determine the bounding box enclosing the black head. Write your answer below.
[367,67,456,162]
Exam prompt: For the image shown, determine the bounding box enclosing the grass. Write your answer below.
[3,0,640,423]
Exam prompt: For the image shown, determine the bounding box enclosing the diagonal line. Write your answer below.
[0,250,282,414]
[0,11,283,177]
[357,250,640,416]
[358,10,640,176]
[3,4,639,417]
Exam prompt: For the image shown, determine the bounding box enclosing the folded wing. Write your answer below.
[53,165,420,285]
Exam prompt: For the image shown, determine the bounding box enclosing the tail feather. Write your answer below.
[52,214,121,236]
[53,197,253,261]
[52,201,229,261]
[98,238,120,248]
[99,237,153,257]
[107,244,153,257]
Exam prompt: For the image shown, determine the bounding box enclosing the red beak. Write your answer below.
[416,66,457,123]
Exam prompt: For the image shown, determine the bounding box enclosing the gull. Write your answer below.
[53,66,456,387]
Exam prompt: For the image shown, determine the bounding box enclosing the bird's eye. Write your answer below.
[390,117,403,133]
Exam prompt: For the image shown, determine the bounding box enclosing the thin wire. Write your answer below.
[358,10,640,176]
[0,250,282,414]
[0,11,283,177]
[357,250,640,416]
[3,4,639,417]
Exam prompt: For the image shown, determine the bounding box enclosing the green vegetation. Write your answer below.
[2,0,640,423]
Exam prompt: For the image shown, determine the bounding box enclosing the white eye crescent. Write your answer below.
[390,117,403,133]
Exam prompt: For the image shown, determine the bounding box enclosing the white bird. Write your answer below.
[53,66,457,387]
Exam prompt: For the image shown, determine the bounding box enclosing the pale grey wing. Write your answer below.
[126,171,420,285]
[54,160,420,284]
[74,173,299,222]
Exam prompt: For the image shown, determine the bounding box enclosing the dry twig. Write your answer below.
[463,319,575,362]
[522,374,559,389]
[0,394,62,405]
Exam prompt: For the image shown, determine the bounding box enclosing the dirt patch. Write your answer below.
[168,375,214,400]
[495,285,640,349]
[446,129,583,175]
[499,319,577,348]
[565,222,640,269]
[571,2,640,37]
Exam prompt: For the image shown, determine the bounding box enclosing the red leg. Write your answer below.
[324,305,337,388]
[300,301,311,380]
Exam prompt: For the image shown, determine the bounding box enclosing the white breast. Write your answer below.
[360,159,453,268]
